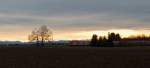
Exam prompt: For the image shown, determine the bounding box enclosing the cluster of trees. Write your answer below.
[90,32,121,47]
[28,25,53,47]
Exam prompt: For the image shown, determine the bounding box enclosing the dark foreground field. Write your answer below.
[0,47,150,68]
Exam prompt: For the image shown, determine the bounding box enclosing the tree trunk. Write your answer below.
[41,37,44,47]
[36,36,39,47]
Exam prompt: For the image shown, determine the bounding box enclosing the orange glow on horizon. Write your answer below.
[0,29,150,42]
[54,29,150,41]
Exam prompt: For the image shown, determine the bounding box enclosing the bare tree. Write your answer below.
[28,25,53,47]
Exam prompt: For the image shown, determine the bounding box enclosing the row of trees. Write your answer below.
[90,32,121,47]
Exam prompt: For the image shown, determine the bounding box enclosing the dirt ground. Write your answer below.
[0,47,150,68]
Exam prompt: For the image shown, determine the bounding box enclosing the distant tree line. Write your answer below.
[122,34,150,41]
[90,32,121,47]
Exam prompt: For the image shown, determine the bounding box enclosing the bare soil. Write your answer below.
[0,47,150,68]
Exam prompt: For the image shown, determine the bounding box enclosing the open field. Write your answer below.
[0,47,150,68]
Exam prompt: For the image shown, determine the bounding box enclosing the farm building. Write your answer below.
[69,40,90,46]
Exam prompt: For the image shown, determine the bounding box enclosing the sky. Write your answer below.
[0,0,150,41]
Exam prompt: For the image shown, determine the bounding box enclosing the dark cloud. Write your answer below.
[0,0,149,35]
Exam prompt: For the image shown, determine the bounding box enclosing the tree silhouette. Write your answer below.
[98,36,103,47]
[90,33,122,47]
[107,32,114,46]
[115,33,121,41]
[107,32,121,46]
[102,36,108,46]
[90,34,98,47]
[28,25,53,47]
[28,29,40,46]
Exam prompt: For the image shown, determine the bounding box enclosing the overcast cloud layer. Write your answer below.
[0,0,150,40]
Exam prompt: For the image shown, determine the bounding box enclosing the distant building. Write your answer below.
[52,40,69,46]
[118,40,150,46]
[69,40,90,46]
